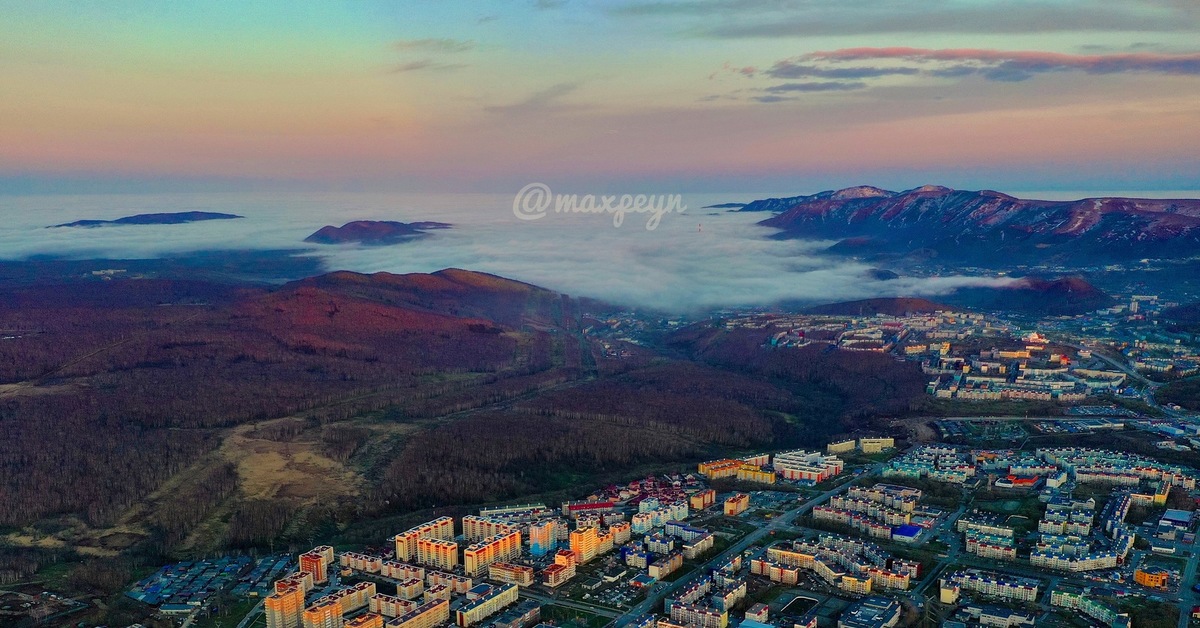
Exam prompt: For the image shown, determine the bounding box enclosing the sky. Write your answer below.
[3,0,1200,194]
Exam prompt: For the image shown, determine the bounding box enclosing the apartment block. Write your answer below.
[736,464,776,484]
[570,526,604,564]
[370,593,416,618]
[394,578,424,600]
[455,584,519,627]
[345,615,384,628]
[543,551,577,588]
[610,521,632,545]
[698,459,743,479]
[340,552,383,574]
[827,439,857,454]
[276,571,314,595]
[300,546,335,584]
[301,599,343,628]
[649,551,684,580]
[1050,588,1130,628]
[941,569,1039,603]
[393,517,456,562]
[773,450,844,483]
[381,561,425,582]
[462,516,519,543]
[858,437,895,454]
[723,493,750,516]
[386,599,449,628]
[529,519,565,557]
[463,531,521,576]
[265,583,305,628]
[416,538,459,571]
[689,489,716,511]
[426,571,473,595]
[423,584,450,603]
[487,562,535,587]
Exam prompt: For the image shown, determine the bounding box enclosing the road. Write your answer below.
[612,465,883,626]
[1176,542,1199,628]
[236,600,265,628]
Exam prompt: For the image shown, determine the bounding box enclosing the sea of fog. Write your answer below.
[0,190,1196,312]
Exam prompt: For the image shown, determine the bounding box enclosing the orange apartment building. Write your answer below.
[395,577,424,600]
[393,517,456,562]
[463,531,521,576]
[1135,568,1169,588]
[416,538,459,571]
[424,583,451,602]
[300,546,335,584]
[276,572,314,595]
[369,593,415,618]
[265,583,305,628]
[426,570,473,594]
[487,562,535,587]
[724,493,750,516]
[542,550,577,588]
[689,489,716,510]
[462,516,519,542]
[698,459,743,479]
[301,599,342,628]
[570,526,600,564]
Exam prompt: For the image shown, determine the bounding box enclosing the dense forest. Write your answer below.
[1157,378,1200,411]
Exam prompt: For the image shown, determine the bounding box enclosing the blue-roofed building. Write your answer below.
[891,524,922,543]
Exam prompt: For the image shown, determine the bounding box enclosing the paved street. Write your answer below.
[612,464,884,626]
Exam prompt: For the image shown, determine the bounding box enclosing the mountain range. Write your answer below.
[751,185,1200,265]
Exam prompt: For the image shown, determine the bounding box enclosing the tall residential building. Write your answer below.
[570,526,601,564]
[301,599,343,628]
[265,584,305,628]
[393,517,456,562]
[276,572,314,595]
[300,546,335,584]
[529,519,564,557]
[463,531,521,576]
[462,516,519,543]
[416,538,459,571]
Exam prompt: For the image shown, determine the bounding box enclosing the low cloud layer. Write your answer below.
[0,192,1017,313]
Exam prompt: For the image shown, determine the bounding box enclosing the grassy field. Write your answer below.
[192,597,260,628]
[539,603,611,628]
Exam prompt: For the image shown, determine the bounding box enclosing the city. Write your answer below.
[107,422,1200,628]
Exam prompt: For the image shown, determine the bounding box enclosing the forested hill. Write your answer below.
[0,269,919,591]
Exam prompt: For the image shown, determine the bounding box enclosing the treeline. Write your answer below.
[669,327,929,431]
[374,361,784,511]
[143,463,239,552]
[225,500,297,548]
